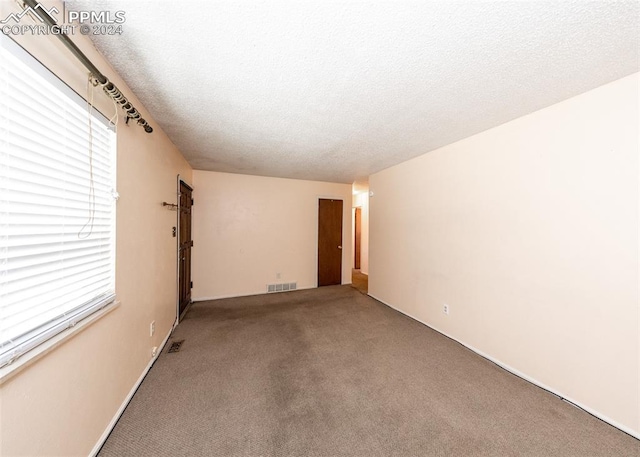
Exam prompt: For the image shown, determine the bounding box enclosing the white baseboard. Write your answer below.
[368,293,640,441]
[89,327,173,456]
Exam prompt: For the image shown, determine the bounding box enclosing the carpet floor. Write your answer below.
[351,269,368,295]
[99,286,640,456]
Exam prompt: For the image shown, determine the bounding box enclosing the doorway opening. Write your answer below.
[351,184,369,294]
[354,207,362,269]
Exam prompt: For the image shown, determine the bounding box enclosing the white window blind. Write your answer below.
[0,36,116,368]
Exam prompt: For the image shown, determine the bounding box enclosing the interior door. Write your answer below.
[318,199,343,286]
[178,181,193,318]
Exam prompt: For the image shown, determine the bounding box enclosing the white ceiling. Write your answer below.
[74,1,639,184]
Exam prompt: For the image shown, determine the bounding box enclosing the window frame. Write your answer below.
[0,34,118,376]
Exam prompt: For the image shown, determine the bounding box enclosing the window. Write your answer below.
[0,36,117,368]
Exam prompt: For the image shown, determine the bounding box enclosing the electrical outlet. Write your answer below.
[150,321,155,337]
[443,304,449,315]
[152,346,157,357]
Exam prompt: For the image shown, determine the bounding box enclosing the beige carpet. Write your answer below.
[99,286,639,456]
[351,269,368,294]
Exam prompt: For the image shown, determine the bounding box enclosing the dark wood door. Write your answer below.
[178,181,193,318]
[354,207,361,269]
[318,199,343,286]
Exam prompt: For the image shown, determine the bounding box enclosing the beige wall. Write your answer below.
[192,171,352,300]
[353,189,370,274]
[369,73,640,436]
[0,2,192,455]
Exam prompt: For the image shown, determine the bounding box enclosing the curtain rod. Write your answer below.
[23,0,153,133]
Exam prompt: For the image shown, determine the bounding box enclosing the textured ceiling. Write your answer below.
[73,1,639,183]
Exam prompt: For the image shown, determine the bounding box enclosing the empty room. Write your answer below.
[0,1,639,456]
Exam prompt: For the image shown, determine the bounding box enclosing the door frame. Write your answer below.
[315,196,345,287]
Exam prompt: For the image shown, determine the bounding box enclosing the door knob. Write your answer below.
[338,246,342,249]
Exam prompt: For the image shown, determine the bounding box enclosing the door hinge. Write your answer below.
[191,198,194,206]
[190,281,193,289]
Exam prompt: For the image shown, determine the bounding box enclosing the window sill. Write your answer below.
[0,300,121,385]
